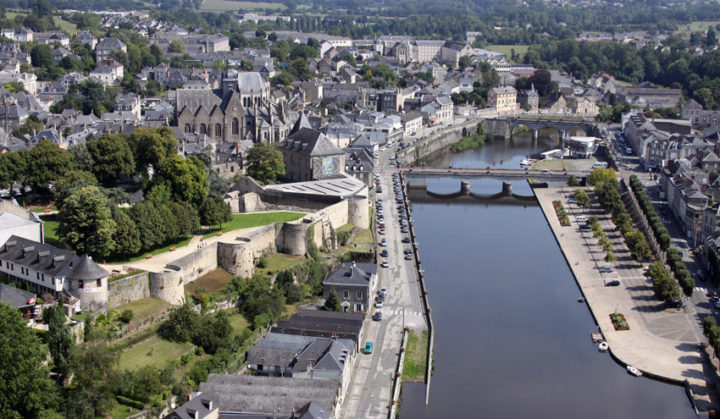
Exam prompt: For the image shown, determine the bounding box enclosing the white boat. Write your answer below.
[598,341,608,352]
[520,158,537,168]
[626,365,642,376]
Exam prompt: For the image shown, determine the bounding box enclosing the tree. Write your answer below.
[31,44,53,67]
[458,55,472,71]
[167,38,186,53]
[64,341,118,419]
[245,143,285,184]
[587,168,617,187]
[567,175,580,187]
[31,0,52,18]
[12,114,43,137]
[57,186,116,258]
[113,211,141,258]
[128,201,165,251]
[0,303,58,418]
[44,301,73,380]
[624,230,652,261]
[324,290,341,311]
[27,140,75,193]
[169,201,200,237]
[86,134,136,186]
[574,189,590,207]
[159,303,198,343]
[154,155,209,207]
[201,196,232,229]
[68,143,94,172]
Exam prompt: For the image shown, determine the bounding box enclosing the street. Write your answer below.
[340,142,427,418]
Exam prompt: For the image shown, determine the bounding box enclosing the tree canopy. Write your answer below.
[245,143,285,184]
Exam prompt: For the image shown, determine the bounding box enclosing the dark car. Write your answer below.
[605,280,620,287]
[402,236,411,243]
[372,312,382,321]
[380,249,389,257]
[404,249,412,255]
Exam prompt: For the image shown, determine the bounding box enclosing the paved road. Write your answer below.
[340,146,427,419]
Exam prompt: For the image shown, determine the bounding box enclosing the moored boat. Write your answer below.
[627,365,642,376]
[598,341,608,352]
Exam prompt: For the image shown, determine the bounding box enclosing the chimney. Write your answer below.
[291,408,295,419]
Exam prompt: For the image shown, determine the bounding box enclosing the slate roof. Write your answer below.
[166,393,219,419]
[323,262,377,287]
[271,308,363,341]
[0,283,35,308]
[199,374,337,416]
[0,235,77,278]
[246,346,298,367]
[66,255,108,281]
[281,128,344,157]
[97,38,126,50]
[236,72,266,93]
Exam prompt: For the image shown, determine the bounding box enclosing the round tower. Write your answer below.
[67,255,108,312]
[348,195,369,229]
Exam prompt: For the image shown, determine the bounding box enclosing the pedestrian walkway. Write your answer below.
[535,187,716,411]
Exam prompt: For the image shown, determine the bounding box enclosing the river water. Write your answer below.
[399,143,697,418]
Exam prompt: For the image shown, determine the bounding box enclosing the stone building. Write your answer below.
[489,86,517,114]
[518,84,539,112]
[176,71,296,144]
[323,262,378,313]
[0,236,108,312]
[278,119,346,182]
[95,38,127,63]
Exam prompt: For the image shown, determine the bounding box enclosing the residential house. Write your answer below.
[682,99,720,128]
[0,283,36,319]
[0,199,43,245]
[95,38,127,63]
[488,86,517,114]
[0,236,108,311]
[323,261,377,313]
[76,31,97,49]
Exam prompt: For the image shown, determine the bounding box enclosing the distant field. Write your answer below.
[203,211,304,238]
[6,11,77,35]
[118,335,194,370]
[676,21,720,34]
[199,0,287,12]
[486,44,529,61]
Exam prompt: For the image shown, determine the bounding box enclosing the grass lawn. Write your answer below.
[486,44,529,60]
[228,312,250,337]
[403,329,429,382]
[676,21,720,34]
[113,297,169,324]
[53,16,77,35]
[200,0,286,12]
[185,267,234,296]
[351,228,373,245]
[255,253,305,278]
[39,214,65,249]
[203,211,304,238]
[110,400,136,419]
[119,334,194,370]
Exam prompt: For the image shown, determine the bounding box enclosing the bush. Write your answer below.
[704,317,717,334]
[257,256,268,268]
[116,395,145,410]
[119,309,134,324]
[336,230,351,246]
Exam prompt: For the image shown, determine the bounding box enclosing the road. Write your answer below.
[340,144,427,419]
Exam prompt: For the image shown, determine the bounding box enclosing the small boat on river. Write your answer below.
[627,365,642,377]
[598,341,608,352]
[520,158,537,168]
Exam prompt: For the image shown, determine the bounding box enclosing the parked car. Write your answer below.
[372,312,382,321]
[404,254,413,260]
[402,236,411,243]
[380,286,387,294]
[374,301,384,308]
[576,215,588,222]
[714,297,720,309]
[380,238,387,246]
[598,267,614,273]
[380,249,388,257]
[381,260,388,268]
[404,249,412,255]
[605,280,620,287]
[364,341,373,354]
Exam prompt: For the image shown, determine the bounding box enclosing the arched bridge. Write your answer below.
[482,117,600,141]
[401,167,591,180]
[406,178,539,206]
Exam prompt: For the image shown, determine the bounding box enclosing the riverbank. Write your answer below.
[534,186,716,411]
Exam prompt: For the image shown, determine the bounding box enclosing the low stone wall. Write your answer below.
[166,242,219,285]
[108,271,150,309]
[218,224,278,277]
[397,119,480,166]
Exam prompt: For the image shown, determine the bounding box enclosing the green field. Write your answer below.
[228,312,250,337]
[676,21,720,34]
[114,297,169,324]
[200,0,287,12]
[40,215,64,248]
[254,253,305,278]
[6,11,77,35]
[486,44,529,61]
[403,329,429,381]
[119,334,194,370]
[203,211,305,238]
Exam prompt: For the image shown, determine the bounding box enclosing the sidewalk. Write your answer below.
[535,187,716,411]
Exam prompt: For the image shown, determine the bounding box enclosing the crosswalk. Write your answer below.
[695,287,709,294]
[381,308,425,317]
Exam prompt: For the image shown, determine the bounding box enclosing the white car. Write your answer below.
[576,215,588,222]
[375,301,384,308]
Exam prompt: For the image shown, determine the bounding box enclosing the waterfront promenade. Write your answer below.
[534,186,716,411]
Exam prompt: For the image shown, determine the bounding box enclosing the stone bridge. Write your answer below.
[402,167,590,181]
[482,116,600,141]
[405,177,538,206]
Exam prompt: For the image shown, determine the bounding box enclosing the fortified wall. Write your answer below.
[110,179,370,308]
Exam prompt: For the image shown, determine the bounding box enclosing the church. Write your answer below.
[175,70,296,144]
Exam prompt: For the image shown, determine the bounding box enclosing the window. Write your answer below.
[232,118,239,135]
[200,124,207,134]
[184,124,191,133]
[356,291,362,300]
[79,280,84,289]
[215,123,222,137]
[343,290,349,299]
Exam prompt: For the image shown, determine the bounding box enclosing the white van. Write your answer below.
[592,162,608,169]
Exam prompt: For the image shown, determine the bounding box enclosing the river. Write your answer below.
[399,143,697,418]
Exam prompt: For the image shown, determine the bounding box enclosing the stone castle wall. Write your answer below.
[107,271,150,308]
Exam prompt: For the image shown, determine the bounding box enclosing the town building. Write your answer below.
[0,199,43,246]
[95,38,127,63]
[488,86,517,114]
[323,261,378,313]
[278,124,346,182]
